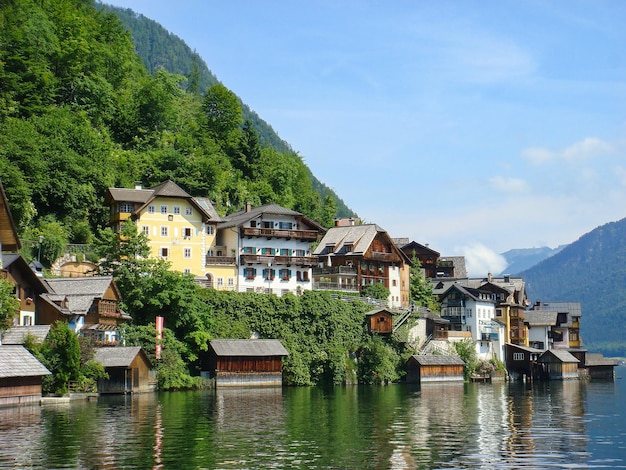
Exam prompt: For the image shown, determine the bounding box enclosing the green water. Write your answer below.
[1,371,625,469]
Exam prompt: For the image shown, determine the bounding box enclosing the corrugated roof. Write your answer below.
[1,325,51,345]
[209,339,289,357]
[0,345,50,378]
[94,346,148,367]
[410,355,465,366]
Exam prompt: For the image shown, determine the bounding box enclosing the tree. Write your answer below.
[409,254,439,311]
[0,278,20,331]
[453,339,479,381]
[39,321,82,395]
[202,83,242,143]
[362,282,390,301]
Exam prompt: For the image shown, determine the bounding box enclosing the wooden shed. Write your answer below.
[405,355,465,383]
[584,353,618,380]
[207,339,289,387]
[0,345,51,407]
[93,347,154,394]
[538,349,580,380]
[365,308,394,334]
[505,343,543,381]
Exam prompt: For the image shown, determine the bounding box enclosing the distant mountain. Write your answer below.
[519,217,626,356]
[99,3,356,219]
[500,245,566,275]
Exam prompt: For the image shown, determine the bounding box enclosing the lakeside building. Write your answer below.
[313,223,411,308]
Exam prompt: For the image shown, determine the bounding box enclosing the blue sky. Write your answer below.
[106,1,626,276]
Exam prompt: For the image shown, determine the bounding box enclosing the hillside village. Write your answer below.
[0,179,618,406]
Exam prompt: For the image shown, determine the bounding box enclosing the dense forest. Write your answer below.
[0,0,354,258]
[521,217,626,357]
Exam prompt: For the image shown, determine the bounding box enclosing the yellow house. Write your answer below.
[106,180,232,283]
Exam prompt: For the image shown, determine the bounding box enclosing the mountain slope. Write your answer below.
[500,245,566,275]
[520,217,626,356]
[100,3,356,219]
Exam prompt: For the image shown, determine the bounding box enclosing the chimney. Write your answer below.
[488,272,492,282]
[134,181,142,190]
[349,218,355,226]
[245,201,252,213]
[504,274,510,283]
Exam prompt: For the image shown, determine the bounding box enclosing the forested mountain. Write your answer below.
[520,217,626,356]
[0,0,355,258]
[99,3,355,220]
[500,245,566,275]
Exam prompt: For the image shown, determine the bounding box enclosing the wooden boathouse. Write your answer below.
[93,347,154,394]
[0,345,51,407]
[207,339,289,387]
[537,349,580,380]
[405,355,465,383]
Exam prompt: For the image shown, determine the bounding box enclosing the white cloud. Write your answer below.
[460,242,508,278]
[489,176,529,193]
[522,137,614,165]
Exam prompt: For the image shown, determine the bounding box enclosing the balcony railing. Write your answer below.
[313,282,359,292]
[313,266,357,276]
[369,251,396,262]
[205,256,236,266]
[242,227,318,241]
[240,254,317,266]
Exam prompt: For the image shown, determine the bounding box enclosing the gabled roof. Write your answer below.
[395,240,441,258]
[1,254,47,292]
[209,339,289,357]
[539,349,579,363]
[218,203,325,232]
[585,353,618,366]
[524,310,558,326]
[0,181,20,252]
[505,343,544,354]
[106,180,220,222]
[532,301,582,317]
[1,325,51,345]
[408,355,465,366]
[365,308,394,317]
[94,346,151,368]
[441,283,495,303]
[0,345,50,378]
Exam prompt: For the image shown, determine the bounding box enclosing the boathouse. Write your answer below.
[207,339,289,387]
[93,346,154,394]
[505,344,543,381]
[584,353,618,380]
[365,308,394,334]
[0,345,51,407]
[405,355,465,383]
[537,349,579,380]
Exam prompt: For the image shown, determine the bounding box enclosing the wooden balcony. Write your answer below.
[368,251,396,262]
[240,254,317,266]
[241,227,318,241]
[205,256,236,266]
[313,266,357,276]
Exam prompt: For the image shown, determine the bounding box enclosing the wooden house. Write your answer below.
[93,347,154,394]
[0,345,51,406]
[365,308,394,334]
[405,355,465,383]
[207,339,289,387]
[1,254,48,327]
[537,349,579,380]
[505,343,543,381]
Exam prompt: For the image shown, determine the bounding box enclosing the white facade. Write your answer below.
[387,265,402,308]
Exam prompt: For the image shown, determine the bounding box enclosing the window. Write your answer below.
[243,246,255,254]
[173,206,181,215]
[263,268,275,280]
[302,271,309,282]
[244,268,256,280]
[207,249,214,256]
[120,203,133,213]
[142,226,149,236]
[160,205,168,214]
[184,268,191,274]
[280,248,290,256]
[228,277,234,287]
[183,227,192,238]
[184,248,192,258]
[280,269,290,280]
[261,247,275,255]
[207,225,214,235]
[161,226,168,237]
[296,271,302,281]
[186,207,193,216]
[160,247,169,258]
[263,221,273,229]
[148,205,155,214]
[278,222,293,229]
[392,279,397,287]
[295,249,305,257]
[250,220,257,228]
[513,352,524,361]
[496,309,503,317]
[217,277,224,287]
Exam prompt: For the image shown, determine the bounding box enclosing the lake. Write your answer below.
[1,367,625,469]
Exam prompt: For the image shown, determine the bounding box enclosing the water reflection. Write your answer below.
[0,371,624,469]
